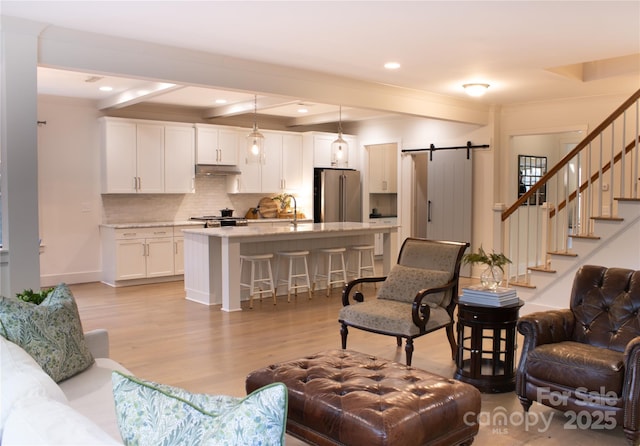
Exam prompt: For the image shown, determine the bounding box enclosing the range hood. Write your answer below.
[195,164,241,176]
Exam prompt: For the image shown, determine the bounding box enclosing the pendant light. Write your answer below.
[331,106,348,167]
[246,94,264,164]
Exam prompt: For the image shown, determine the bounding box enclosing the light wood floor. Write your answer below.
[70,280,628,446]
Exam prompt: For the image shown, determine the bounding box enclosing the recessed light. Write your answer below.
[99,86,113,92]
[384,62,401,70]
[215,99,228,104]
[297,107,309,113]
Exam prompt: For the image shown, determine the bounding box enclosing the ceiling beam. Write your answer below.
[202,96,298,118]
[97,83,184,110]
[285,108,388,127]
[37,24,491,126]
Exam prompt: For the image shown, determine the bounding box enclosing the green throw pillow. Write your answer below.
[377,264,451,305]
[0,283,94,382]
[112,371,288,446]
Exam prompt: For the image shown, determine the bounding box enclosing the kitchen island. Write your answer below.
[183,222,398,311]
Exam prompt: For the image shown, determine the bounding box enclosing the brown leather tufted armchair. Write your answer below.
[516,265,640,445]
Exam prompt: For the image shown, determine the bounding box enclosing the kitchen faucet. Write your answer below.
[283,194,297,226]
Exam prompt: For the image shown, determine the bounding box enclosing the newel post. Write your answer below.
[492,203,505,254]
[540,202,552,269]
[493,203,507,282]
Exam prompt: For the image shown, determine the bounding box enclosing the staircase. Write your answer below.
[498,89,640,313]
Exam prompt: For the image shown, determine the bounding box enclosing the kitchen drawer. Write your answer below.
[368,217,397,225]
[173,225,201,236]
[114,227,173,240]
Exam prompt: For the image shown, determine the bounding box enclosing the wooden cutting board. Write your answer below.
[257,197,279,218]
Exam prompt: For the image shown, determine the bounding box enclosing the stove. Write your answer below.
[190,216,249,228]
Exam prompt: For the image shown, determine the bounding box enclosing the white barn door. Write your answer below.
[425,149,473,275]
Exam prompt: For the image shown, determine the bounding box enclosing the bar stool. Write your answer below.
[240,253,276,309]
[347,245,376,280]
[313,247,348,297]
[274,251,313,302]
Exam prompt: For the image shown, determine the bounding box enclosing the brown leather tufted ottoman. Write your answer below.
[245,349,481,446]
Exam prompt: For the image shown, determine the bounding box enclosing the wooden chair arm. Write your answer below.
[341,276,386,306]
[411,279,457,330]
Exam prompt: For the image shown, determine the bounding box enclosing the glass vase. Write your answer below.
[480,265,503,290]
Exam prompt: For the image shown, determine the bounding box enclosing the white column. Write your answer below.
[1,17,46,296]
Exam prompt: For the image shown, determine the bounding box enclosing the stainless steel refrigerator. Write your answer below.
[313,168,362,223]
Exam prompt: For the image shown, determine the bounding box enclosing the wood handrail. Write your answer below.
[502,88,640,221]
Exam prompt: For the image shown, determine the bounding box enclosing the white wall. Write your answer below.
[38,97,103,285]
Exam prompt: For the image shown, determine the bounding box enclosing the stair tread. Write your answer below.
[509,280,536,289]
[569,234,601,240]
[591,216,624,221]
[529,266,557,273]
[548,250,578,257]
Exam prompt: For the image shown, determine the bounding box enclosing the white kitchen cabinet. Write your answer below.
[230,131,304,193]
[173,225,194,275]
[305,132,356,169]
[368,144,397,193]
[101,225,185,286]
[262,131,304,192]
[100,118,195,194]
[135,123,165,193]
[195,124,239,165]
[232,143,262,193]
[114,227,174,280]
[369,217,397,255]
[100,119,138,193]
[100,119,164,193]
[281,133,304,191]
[164,125,195,193]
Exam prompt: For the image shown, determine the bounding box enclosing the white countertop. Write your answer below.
[246,218,313,224]
[100,221,203,229]
[183,221,397,240]
[100,218,311,229]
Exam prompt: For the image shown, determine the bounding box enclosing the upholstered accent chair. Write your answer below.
[516,265,640,446]
[339,238,469,366]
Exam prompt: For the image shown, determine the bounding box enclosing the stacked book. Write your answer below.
[459,285,519,307]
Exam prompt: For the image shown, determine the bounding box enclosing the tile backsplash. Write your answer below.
[102,176,266,223]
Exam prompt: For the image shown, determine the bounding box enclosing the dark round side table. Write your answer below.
[454,299,524,393]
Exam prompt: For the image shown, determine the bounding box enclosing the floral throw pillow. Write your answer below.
[0,283,94,382]
[112,371,287,446]
[377,264,451,306]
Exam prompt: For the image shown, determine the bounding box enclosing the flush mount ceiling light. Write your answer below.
[384,61,401,70]
[331,106,348,167]
[246,94,265,164]
[463,83,490,97]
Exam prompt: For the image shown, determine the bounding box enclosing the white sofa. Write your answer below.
[1,329,129,445]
